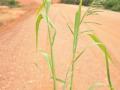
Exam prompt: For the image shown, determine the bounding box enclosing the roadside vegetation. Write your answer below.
[0,0,19,7]
[36,0,115,90]
[62,0,93,5]
[62,0,120,11]
[103,0,120,11]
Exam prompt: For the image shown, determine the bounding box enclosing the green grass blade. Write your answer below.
[105,49,114,90]
[73,0,83,54]
[63,65,71,90]
[74,11,81,32]
[46,17,57,46]
[52,30,56,46]
[44,0,51,14]
[51,77,65,84]
[84,21,101,25]
[36,2,45,14]
[55,78,65,84]
[80,30,94,34]
[73,10,81,53]
[73,49,86,63]
[35,14,43,48]
[88,82,105,90]
[48,18,56,30]
[40,50,52,72]
[67,23,74,35]
[35,1,45,48]
[70,1,83,90]
[88,33,114,90]
[88,33,112,61]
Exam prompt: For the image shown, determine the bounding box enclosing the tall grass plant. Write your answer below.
[35,0,115,90]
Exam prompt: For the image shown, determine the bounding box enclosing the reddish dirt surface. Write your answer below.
[18,0,61,4]
[0,0,60,27]
[18,0,37,5]
[0,4,120,90]
[0,0,38,32]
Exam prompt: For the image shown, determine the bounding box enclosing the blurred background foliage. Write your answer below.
[62,0,93,5]
[62,0,120,11]
[103,0,120,11]
[0,0,19,7]
[0,0,119,10]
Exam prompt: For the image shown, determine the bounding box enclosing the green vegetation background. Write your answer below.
[0,0,120,11]
[62,0,120,11]
[0,0,19,7]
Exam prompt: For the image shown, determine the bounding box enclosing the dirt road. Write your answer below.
[0,4,120,90]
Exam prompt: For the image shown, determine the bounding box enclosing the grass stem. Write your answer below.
[46,16,57,90]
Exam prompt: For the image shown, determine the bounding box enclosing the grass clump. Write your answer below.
[35,0,115,90]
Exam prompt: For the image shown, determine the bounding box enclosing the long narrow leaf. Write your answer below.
[36,14,43,48]
[88,33,114,90]
[51,77,65,84]
[36,2,45,14]
[44,0,51,14]
[73,9,81,54]
[40,50,52,72]
[67,23,74,35]
[73,49,86,63]
[88,82,105,90]
[63,65,71,90]
[84,21,101,25]
[52,30,56,46]
[70,1,83,90]
[105,49,114,90]
[80,30,94,34]
[88,33,112,61]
